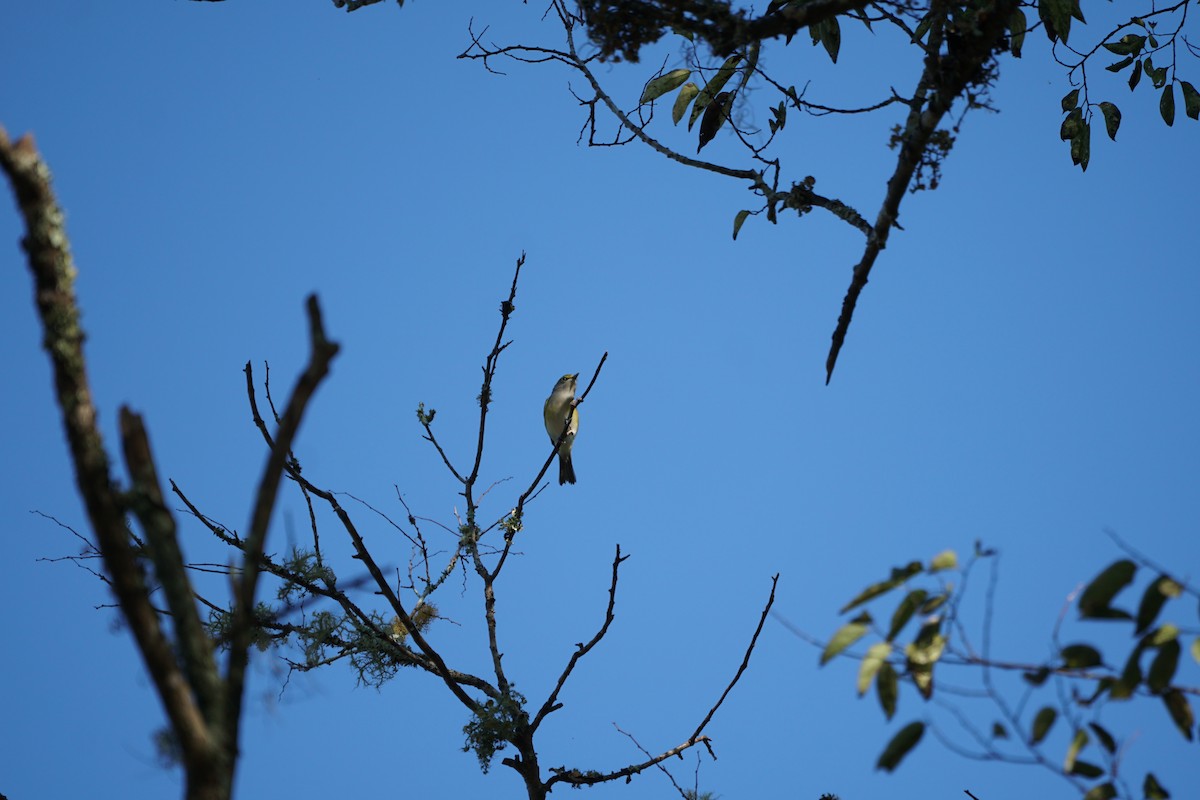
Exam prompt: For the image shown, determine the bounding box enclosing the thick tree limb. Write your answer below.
[825,0,1020,382]
[0,126,225,798]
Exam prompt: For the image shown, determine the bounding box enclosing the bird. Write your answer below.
[543,373,579,485]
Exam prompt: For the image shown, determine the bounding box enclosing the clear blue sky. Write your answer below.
[2,2,1197,799]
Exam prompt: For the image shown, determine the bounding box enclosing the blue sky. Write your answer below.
[2,2,1198,799]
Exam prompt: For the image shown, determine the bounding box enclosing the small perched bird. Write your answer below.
[543,373,579,485]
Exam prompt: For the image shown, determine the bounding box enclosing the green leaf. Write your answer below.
[991,722,1008,739]
[876,661,899,720]
[1039,0,1073,43]
[1031,706,1057,744]
[1063,728,1089,772]
[840,562,924,613]
[1162,689,1194,740]
[1071,760,1105,779]
[1082,783,1117,800]
[1161,84,1176,126]
[688,55,741,131]
[1181,81,1200,120]
[1098,102,1122,140]
[1192,637,1200,665]
[732,209,751,240]
[1148,639,1181,693]
[1088,722,1117,754]
[820,612,872,665]
[1078,560,1136,619]
[1143,772,1170,799]
[929,550,957,572]
[672,82,700,125]
[1149,622,1179,647]
[1009,9,1027,57]
[1061,643,1102,669]
[696,91,733,153]
[1129,60,1143,90]
[1062,88,1081,112]
[640,69,691,105]
[905,619,945,699]
[876,722,924,772]
[858,642,893,695]
[919,592,948,614]
[887,589,928,641]
[1136,576,1181,634]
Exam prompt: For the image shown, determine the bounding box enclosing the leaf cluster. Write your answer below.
[817,547,1198,797]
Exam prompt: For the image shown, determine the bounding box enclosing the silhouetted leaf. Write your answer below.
[1078,560,1135,619]
[1061,644,1102,668]
[640,69,691,104]
[688,55,741,131]
[840,562,924,613]
[1106,55,1134,73]
[992,722,1008,739]
[1111,645,1144,700]
[911,12,934,44]
[809,16,841,63]
[876,722,924,772]
[1103,34,1146,56]
[1061,107,1083,140]
[1162,690,1194,740]
[1071,760,1105,779]
[876,661,899,720]
[1191,637,1200,665]
[887,589,928,642]
[1039,0,1073,43]
[1129,60,1143,90]
[1031,706,1057,744]
[1161,84,1176,126]
[697,91,732,153]
[1083,782,1117,800]
[1144,772,1170,799]
[1023,666,1051,686]
[1070,117,1090,170]
[821,612,872,665]
[1182,81,1200,120]
[1009,9,1027,57]
[1148,639,1181,693]
[1098,102,1122,140]
[1089,722,1117,753]
[1136,575,1181,634]
[1062,88,1081,112]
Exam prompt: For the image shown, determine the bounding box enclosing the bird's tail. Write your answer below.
[558,453,576,485]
